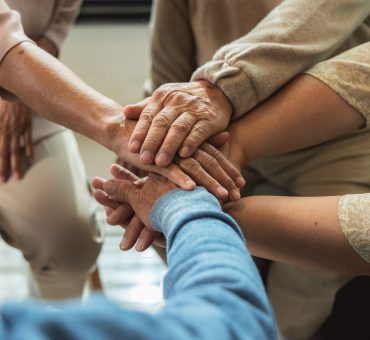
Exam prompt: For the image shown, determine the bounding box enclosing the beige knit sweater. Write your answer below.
[149,0,370,119]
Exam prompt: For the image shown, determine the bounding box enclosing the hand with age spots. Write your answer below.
[124,80,233,168]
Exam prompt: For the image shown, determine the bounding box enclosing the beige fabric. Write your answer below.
[149,0,370,119]
[148,1,370,338]
[338,194,370,264]
[0,0,30,63]
[0,0,83,142]
[307,42,370,127]
[0,130,102,300]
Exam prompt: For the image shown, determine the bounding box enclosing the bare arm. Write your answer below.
[224,195,370,275]
[228,74,365,168]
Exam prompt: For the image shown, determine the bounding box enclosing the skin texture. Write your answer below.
[0,42,243,200]
[124,80,233,166]
[0,99,33,181]
[92,164,174,252]
[95,74,370,274]
[227,75,365,168]
[0,37,57,182]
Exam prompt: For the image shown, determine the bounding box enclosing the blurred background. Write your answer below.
[0,0,167,312]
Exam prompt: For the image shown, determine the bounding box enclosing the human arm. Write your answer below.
[193,0,370,118]
[42,0,83,56]
[0,0,81,182]
[125,0,370,165]
[0,27,243,196]
[228,42,370,167]
[0,184,276,340]
[224,195,370,275]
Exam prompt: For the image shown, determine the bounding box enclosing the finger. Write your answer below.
[103,179,138,204]
[110,163,140,182]
[135,228,160,252]
[0,135,9,183]
[201,143,245,188]
[208,131,230,148]
[159,163,196,190]
[153,234,166,248]
[155,112,198,167]
[140,108,183,167]
[93,189,121,209]
[10,135,21,180]
[176,157,228,199]
[128,102,163,156]
[120,215,145,251]
[179,121,214,158]
[24,127,33,165]
[106,204,134,226]
[193,149,240,201]
[123,97,151,120]
[91,176,107,190]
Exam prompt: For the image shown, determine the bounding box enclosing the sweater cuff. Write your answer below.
[150,187,221,235]
[191,60,257,120]
[0,11,33,63]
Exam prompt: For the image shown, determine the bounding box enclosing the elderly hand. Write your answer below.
[124,80,233,167]
[0,99,33,182]
[92,164,173,252]
[112,119,244,201]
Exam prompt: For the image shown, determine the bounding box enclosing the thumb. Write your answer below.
[123,97,151,120]
[103,179,138,205]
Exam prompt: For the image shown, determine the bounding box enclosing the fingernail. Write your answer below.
[179,146,190,158]
[135,239,145,252]
[186,179,196,189]
[231,189,241,201]
[129,140,140,152]
[140,150,153,163]
[236,176,246,188]
[156,152,169,167]
[120,237,130,250]
[104,181,116,195]
[216,187,228,198]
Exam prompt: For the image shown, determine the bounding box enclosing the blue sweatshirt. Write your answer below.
[0,187,276,340]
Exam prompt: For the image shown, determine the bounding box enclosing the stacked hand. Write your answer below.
[117,80,244,201]
[92,164,175,252]
[113,119,244,201]
[124,80,233,166]
[0,99,33,182]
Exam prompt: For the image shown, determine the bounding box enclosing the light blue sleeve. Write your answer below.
[0,187,276,340]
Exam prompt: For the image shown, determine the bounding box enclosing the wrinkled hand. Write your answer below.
[92,164,174,252]
[111,119,244,201]
[0,99,33,181]
[124,80,233,167]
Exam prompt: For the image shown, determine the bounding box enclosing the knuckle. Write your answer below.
[182,159,201,176]
[153,115,171,130]
[140,112,154,125]
[202,155,218,170]
[171,121,190,135]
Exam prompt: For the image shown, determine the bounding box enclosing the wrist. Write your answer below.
[196,80,233,119]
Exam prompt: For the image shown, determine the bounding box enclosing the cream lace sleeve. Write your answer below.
[306,42,370,127]
[338,194,370,264]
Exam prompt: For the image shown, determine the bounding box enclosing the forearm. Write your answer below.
[192,0,370,117]
[224,195,370,275]
[228,74,365,168]
[0,42,123,151]
[151,187,275,339]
